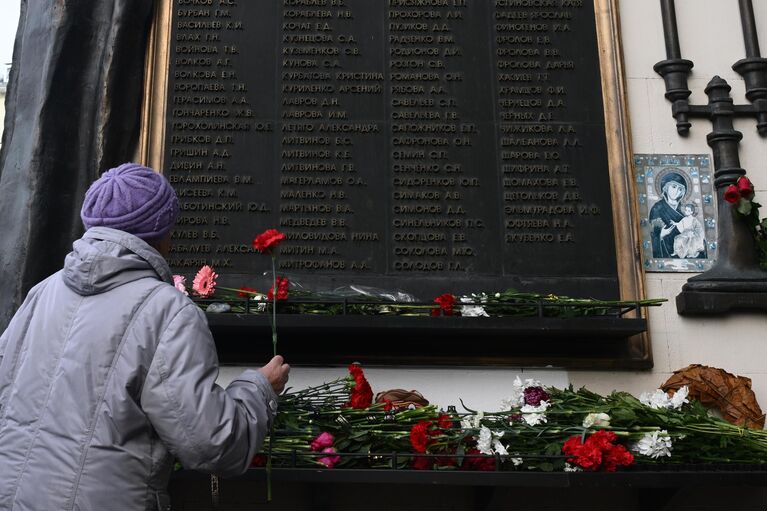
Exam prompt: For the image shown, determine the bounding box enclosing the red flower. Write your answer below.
[349,379,373,409]
[461,449,496,471]
[562,431,633,472]
[724,184,741,204]
[437,413,453,431]
[738,176,755,200]
[238,286,258,298]
[382,399,393,412]
[588,430,617,451]
[267,277,289,301]
[432,293,456,316]
[347,363,373,409]
[412,456,432,470]
[253,229,286,253]
[603,444,634,473]
[250,454,267,467]
[409,420,433,453]
[348,363,363,380]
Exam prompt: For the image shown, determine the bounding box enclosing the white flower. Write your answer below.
[633,430,673,459]
[459,296,490,317]
[521,413,547,426]
[501,376,544,410]
[460,411,484,430]
[477,427,493,455]
[494,292,501,298]
[520,402,549,426]
[511,456,523,466]
[460,305,489,317]
[639,386,690,410]
[639,389,672,409]
[669,386,689,409]
[563,463,582,472]
[582,412,611,429]
[477,426,507,455]
[493,438,508,456]
[501,377,526,410]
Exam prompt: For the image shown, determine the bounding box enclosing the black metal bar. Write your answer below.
[654,0,694,134]
[739,0,761,58]
[660,0,682,59]
[733,0,767,135]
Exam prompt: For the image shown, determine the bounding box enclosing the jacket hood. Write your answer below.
[62,227,174,296]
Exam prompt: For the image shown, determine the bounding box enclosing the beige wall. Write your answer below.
[218,0,767,416]
[570,0,767,403]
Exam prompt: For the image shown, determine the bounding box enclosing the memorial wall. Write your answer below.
[159,0,627,299]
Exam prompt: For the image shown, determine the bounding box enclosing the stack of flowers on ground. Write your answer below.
[257,366,767,472]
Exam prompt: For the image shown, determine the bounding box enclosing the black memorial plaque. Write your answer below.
[164,0,619,299]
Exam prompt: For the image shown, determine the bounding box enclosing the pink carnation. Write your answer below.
[172,275,188,296]
[310,432,335,452]
[318,447,341,468]
[192,265,218,298]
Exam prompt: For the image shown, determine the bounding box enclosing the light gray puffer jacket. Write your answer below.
[0,227,276,511]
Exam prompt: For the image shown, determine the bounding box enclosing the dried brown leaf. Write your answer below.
[661,364,765,429]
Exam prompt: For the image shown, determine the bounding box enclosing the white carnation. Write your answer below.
[460,411,485,430]
[639,389,672,409]
[563,463,582,472]
[477,427,493,455]
[640,387,690,410]
[669,386,689,409]
[520,401,549,426]
[582,412,611,429]
[477,426,507,456]
[633,430,673,459]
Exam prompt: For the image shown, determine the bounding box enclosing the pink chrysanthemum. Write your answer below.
[192,265,218,298]
[172,275,188,296]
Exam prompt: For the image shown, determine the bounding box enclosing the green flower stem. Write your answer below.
[271,254,277,357]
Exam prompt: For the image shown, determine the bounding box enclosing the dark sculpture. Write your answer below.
[655,0,767,314]
[0,0,154,329]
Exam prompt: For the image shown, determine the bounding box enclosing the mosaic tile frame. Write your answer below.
[634,154,717,272]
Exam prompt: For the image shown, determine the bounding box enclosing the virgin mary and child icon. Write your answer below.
[649,170,707,259]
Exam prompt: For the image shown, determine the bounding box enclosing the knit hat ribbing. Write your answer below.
[80,163,178,242]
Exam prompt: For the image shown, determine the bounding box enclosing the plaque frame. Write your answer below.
[137,0,652,370]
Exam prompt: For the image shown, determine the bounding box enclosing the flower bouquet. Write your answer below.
[257,365,767,473]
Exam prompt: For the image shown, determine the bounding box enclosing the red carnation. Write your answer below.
[253,228,286,253]
[347,363,373,409]
[431,293,456,316]
[562,431,633,472]
[410,420,432,453]
[437,413,453,431]
[267,277,289,301]
[412,456,432,470]
[461,449,496,471]
[349,379,373,409]
[737,176,755,200]
[724,184,741,204]
[603,444,635,472]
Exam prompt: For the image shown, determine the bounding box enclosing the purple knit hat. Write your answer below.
[80,163,179,242]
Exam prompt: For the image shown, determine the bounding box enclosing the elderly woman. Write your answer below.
[0,163,289,510]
